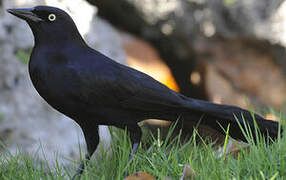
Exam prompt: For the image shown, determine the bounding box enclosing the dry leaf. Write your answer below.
[217,140,249,158]
[180,164,196,180]
[125,171,155,180]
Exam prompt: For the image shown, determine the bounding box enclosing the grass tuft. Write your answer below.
[0,113,285,179]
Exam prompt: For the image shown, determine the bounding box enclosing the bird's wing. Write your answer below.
[77,54,185,112]
[115,65,185,112]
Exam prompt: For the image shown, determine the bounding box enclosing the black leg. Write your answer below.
[127,125,142,161]
[124,125,142,176]
[72,154,91,180]
[72,125,99,180]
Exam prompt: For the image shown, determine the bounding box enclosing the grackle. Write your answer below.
[8,6,281,179]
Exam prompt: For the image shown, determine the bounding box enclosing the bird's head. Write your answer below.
[7,6,85,46]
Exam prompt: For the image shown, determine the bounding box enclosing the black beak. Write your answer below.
[7,8,43,22]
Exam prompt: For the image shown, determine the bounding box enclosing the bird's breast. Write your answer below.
[29,60,85,116]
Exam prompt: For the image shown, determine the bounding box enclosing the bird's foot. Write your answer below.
[72,166,84,180]
[72,173,81,180]
[71,157,88,180]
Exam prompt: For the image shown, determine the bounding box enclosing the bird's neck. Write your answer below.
[34,32,87,48]
[30,24,87,47]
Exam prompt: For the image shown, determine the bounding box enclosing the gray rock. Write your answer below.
[91,0,286,43]
[0,0,126,167]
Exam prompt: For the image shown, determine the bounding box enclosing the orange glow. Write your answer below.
[122,32,180,92]
[266,114,280,121]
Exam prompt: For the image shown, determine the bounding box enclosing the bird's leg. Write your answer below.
[129,142,139,161]
[72,125,99,180]
[73,154,91,179]
[125,125,142,175]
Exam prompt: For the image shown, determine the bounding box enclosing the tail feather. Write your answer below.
[181,97,281,143]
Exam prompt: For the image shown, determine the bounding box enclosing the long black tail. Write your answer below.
[180,96,281,143]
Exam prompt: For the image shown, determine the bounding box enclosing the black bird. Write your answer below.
[8,6,280,178]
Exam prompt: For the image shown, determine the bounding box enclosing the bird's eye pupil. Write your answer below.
[48,14,56,22]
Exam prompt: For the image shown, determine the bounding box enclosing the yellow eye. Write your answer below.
[48,14,56,22]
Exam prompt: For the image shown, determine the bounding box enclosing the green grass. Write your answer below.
[0,116,285,180]
[15,50,31,64]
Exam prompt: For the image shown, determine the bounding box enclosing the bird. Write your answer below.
[7,6,281,179]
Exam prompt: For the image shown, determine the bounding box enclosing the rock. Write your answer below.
[202,39,286,109]
[0,0,126,167]
[90,0,285,45]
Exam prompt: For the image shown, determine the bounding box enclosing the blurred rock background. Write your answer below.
[0,0,285,168]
